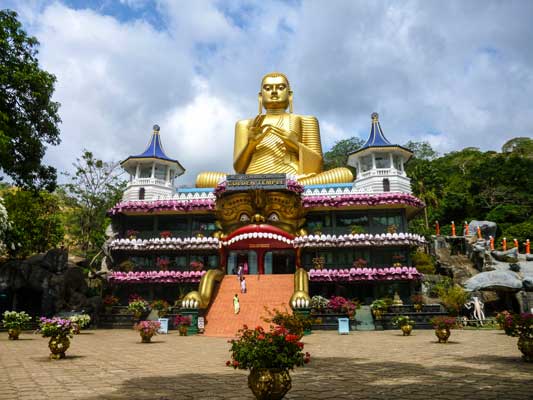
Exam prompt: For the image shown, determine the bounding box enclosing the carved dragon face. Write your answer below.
[215,190,304,235]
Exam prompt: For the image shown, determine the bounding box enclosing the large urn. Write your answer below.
[517,337,533,362]
[435,328,451,343]
[248,368,292,400]
[8,328,21,340]
[401,325,413,336]
[140,332,153,343]
[48,336,70,359]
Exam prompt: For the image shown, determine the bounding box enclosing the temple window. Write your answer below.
[139,165,151,178]
[393,155,402,170]
[375,154,390,169]
[361,155,373,172]
[383,178,390,192]
[154,164,166,180]
[139,187,145,200]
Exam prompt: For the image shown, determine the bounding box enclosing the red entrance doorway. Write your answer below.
[222,224,296,275]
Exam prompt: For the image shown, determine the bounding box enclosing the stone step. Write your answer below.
[203,274,294,337]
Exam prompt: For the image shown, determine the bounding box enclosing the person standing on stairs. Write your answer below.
[237,264,243,281]
[233,294,240,314]
[240,276,247,294]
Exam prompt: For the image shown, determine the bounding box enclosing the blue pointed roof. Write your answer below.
[349,113,413,158]
[121,125,185,174]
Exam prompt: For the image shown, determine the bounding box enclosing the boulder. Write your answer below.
[464,270,523,292]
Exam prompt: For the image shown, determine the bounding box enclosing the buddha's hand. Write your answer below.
[268,125,300,151]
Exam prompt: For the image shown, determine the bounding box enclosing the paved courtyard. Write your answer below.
[1,329,532,400]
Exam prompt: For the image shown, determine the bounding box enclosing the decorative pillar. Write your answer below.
[389,153,394,169]
[151,162,156,179]
[371,153,376,169]
[135,163,140,179]
[257,249,265,275]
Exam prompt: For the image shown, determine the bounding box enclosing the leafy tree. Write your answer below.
[1,188,64,257]
[61,150,126,258]
[323,137,364,172]
[404,140,439,161]
[501,137,533,158]
[0,10,61,191]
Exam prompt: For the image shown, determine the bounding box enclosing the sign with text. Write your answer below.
[226,174,287,191]
[158,318,169,334]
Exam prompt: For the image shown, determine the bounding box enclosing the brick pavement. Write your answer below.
[0,329,532,399]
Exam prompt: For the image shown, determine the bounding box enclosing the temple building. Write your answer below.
[105,73,425,335]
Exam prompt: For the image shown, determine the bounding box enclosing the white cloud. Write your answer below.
[4,0,533,187]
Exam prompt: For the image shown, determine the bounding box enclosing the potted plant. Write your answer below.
[264,308,313,337]
[392,315,416,336]
[160,230,172,238]
[430,316,457,343]
[38,317,77,359]
[174,314,192,336]
[151,299,170,318]
[127,298,150,320]
[309,295,329,313]
[68,314,91,333]
[2,311,32,340]
[125,229,139,240]
[410,294,424,312]
[103,295,119,313]
[353,258,368,269]
[156,257,170,271]
[189,260,204,271]
[503,312,533,362]
[370,299,388,320]
[227,325,311,399]
[134,320,161,343]
[495,311,514,334]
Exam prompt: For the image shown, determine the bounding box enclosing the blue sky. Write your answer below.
[2,0,533,185]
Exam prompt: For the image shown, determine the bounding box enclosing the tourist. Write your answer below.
[237,264,243,280]
[240,276,247,294]
[233,294,240,314]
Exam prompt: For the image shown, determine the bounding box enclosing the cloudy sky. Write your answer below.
[3,0,533,185]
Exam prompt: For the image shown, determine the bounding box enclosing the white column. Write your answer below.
[357,160,361,176]
[135,163,140,179]
[371,153,376,169]
[151,162,155,179]
[389,153,394,169]
[166,166,170,182]
[400,157,404,172]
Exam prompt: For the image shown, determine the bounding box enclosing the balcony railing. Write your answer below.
[359,168,406,178]
[128,178,173,187]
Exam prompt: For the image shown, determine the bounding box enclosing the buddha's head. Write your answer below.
[259,72,293,112]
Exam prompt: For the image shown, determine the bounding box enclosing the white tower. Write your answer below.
[120,124,185,201]
[347,113,413,194]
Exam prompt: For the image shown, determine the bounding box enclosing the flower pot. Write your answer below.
[179,325,188,336]
[248,368,292,400]
[140,333,153,343]
[401,325,413,336]
[435,328,451,343]
[48,336,70,359]
[8,328,21,340]
[413,304,423,312]
[373,309,383,320]
[517,336,533,362]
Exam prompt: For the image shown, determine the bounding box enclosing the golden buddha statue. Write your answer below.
[195,72,353,187]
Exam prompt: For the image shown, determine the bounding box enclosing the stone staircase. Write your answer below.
[203,275,294,337]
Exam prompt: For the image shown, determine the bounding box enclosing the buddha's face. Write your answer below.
[261,75,290,110]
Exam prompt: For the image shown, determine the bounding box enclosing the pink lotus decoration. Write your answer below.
[108,270,206,284]
[308,266,421,282]
[293,232,425,248]
[108,199,215,215]
[301,193,424,209]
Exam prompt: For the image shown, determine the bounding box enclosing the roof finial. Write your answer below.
[371,112,379,122]
[153,124,160,133]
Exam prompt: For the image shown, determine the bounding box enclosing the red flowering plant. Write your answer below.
[430,316,457,330]
[125,229,139,239]
[189,260,204,271]
[159,230,172,238]
[173,314,192,327]
[504,312,533,339]
[227,325,310,371]
[103,295,119,306]
[156,257,170,270]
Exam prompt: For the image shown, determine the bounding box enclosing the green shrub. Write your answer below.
[411,251,436,274]
[438,284,469,316]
